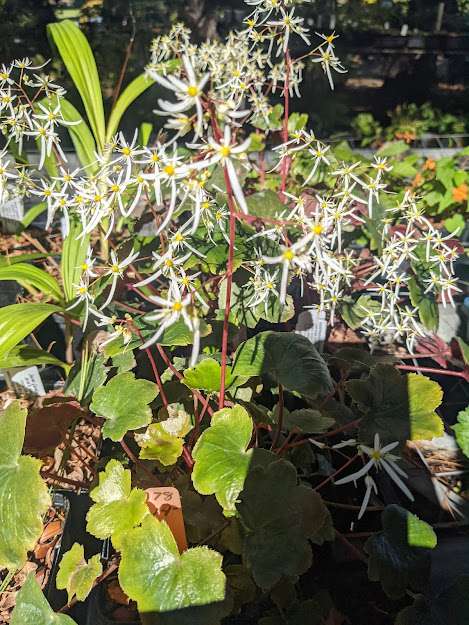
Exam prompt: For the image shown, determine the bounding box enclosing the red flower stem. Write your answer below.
[396,364,466,379]
[314,454,359,491]
[120,439,160,485]
[134,327,168,408]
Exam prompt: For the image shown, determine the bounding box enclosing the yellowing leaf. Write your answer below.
[192,405,253,516]
[86,459,148,549]
[136,403,192,466]
[0,402,51,569]
[56,543,102,603]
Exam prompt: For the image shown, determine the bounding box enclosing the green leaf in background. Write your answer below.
[377,141,409,157]
[283,409,335,433]
[457,337,469,366]
[341,295,381,330]
[232,331,334,397]
[364,505,436,599]
[0,402,51,569]
[138,122,153,146]
[11,574,77,625]
[0,262,63,302]
[237,451,334,589]
[443,213,465,234]
[246,190,286,219]
[106,73,155,143]
[61,218,90,303]
[64,353,109,403]
[21,202,47,229]
[47,20,105,151]
[86,459,148,549]
[0,252,49,266]
[408,277,439,332]
[119,515,226,613]
[182,358,246,393]
[90,372,157,441]
[136,403,192,466]
[112,350,136,373]
[453,406,469,458]
[192,405,253,516]
[346,364,444,444]
[59,99,98,174]
[0,345,68,372]
[56,543,102,603]
[0,303,61,359]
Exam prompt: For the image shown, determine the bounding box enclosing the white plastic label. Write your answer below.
[4,366,46,397]
[0,196,24,221]
[296,308,327,351]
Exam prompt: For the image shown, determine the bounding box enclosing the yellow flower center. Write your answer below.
[94,194,102,202]
[174,232,184,242]
[81,263,89,271]
[121,147,132,156]
[111,264,120,273]
[164,164,176,176]
[187,85,199,97]
[312,224,323,235]
[164,259,174,268]
[172,301,183,312]
[283,249,294,261]
[111,184,120,193]
[371,451,381,461]
[220,145,231,158]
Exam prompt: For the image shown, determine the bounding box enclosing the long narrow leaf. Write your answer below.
[21,203,47,229]
[61,219,90,303]
[47,20,105,152]
[0,263,63,302]
[106,73,155,143]
[0,345,69,373]
[0,303,61,358]
[59,99,98,174]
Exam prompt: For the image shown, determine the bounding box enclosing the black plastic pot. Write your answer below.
[46,491,102,624]
[86,584,139,625]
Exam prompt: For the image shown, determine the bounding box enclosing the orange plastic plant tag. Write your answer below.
[145,487,188,553]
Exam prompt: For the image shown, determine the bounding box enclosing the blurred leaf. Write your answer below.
[0,303,61,359]
[60,218,90,303]
[56,543,102,603]
[59,98,98,174]
[11,574,76,625]
[106,73,155,143]
[0,262,63,302]
[0,345,68,372]
[453,406,469,458]
[284,409,334,433]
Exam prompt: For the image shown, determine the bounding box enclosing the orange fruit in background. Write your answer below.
[452,183,468,203]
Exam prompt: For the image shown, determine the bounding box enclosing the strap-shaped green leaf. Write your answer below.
[47,20,105,152]
[21,202,47,229]
[11,574,77,624]
[106,73,155,143]
[0,345,68,372]
[56,99,98,175]
[0,262,63,302]
[0,303,61,359]
[0,402,51,569]
[61,218,90,303]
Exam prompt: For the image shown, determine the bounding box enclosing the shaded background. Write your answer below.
[1,0,468,137]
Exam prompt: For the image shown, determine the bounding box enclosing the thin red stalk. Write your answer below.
[120,439,160,484]
[396,364,467,379]
[317,418,362,439]
[134,327,168,408]
[314,454,359,491]
[156,344,214,416]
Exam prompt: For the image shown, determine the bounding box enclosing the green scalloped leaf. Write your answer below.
[192,405,253,516]
[119,515,226,614]
[364,505,436,599]
[346,365,444,445]
[86,459,148,549]
[283,409,335,433]
[232,332,333,397]
[11,574,77,625]
[182,358,247,393]
[56,543,102,603]
[453,406,469,458]
[90,372,157,441]
[236,451,334,589]
[0,401,51,569]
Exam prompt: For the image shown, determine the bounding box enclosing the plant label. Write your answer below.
[146,487,188,553]
[296,308,327,352]
[0,196,23,233]
[4,365,46,397]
